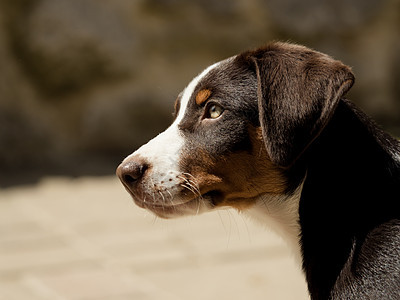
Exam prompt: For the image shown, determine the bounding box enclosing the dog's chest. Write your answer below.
[244,190,303,265]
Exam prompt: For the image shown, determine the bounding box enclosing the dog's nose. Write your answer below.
[116,160,148,188]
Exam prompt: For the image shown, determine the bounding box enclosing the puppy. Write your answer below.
[117,42,400,299]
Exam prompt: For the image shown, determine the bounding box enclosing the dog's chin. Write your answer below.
[131,195,214,219]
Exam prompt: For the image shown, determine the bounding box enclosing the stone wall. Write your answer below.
[0,0,399,185]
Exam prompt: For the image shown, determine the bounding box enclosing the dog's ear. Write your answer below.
[242,43,354,168]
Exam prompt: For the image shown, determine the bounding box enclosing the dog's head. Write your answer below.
[116,42,354,218]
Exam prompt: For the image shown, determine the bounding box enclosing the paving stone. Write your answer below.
[0,176,308,299]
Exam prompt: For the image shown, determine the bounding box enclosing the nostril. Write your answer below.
[123,174,136,184]
[117,160,148,186]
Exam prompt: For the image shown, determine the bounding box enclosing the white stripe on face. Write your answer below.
[175,61,223,124]
[121,61,223,204]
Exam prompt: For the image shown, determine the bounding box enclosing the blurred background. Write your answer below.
[0,0,399,186]
[0,1,399,299]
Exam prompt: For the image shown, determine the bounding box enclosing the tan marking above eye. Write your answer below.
[195,89,212,106]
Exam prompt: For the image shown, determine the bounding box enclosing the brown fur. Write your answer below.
[195,89,212,106]
[181,126,288,211]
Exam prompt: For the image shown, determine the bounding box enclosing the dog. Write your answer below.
[116,42,400,299]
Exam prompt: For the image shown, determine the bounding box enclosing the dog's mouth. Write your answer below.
[130,190,223,218]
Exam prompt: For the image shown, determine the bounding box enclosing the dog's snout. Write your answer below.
[117,159,148,188]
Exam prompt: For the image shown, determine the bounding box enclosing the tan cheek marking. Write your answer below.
[195,89,212,106]
[185,125,288,211]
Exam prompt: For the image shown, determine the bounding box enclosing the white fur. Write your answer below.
[244,183,304,265]
[176,61,223,123]
[123,56,306,250]
[122,61,223,204]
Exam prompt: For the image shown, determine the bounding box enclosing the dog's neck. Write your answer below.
[244,182,304,265]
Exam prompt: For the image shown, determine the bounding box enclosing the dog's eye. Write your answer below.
[208,104,224,119]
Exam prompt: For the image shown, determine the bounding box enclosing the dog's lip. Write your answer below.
[132,196,203,219]
[129,190,218,210]
[133,194,205,208]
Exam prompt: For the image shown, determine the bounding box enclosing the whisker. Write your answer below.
[178,173,208,216]
[187,179,202,196]
[158,190,166,203]
[165,190,177,214]
[181,183,201,198]
[238,212,252,244]
[167,192,175,208]
[179,174,201,190]
[182,173,202,189]
[166,190,174,202]
[227,209,240,240]
[220,210,232,248]
[180,175,203,197]
[182,172,198,181]
[217,210,228,234]
[196,198,201,215]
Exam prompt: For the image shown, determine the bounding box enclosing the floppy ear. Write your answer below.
[244,43,354,168]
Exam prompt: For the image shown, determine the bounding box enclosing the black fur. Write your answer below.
[241,43,400,299]
[240,43,354,168]
[177,58,259,163]
[119,42,400,299]
[300,100,400,299]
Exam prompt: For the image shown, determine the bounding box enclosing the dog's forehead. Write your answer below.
[175,56,237,123]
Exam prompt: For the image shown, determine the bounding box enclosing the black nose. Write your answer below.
[116,159,148,189]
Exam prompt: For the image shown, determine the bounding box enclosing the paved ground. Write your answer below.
[0,176,309,300]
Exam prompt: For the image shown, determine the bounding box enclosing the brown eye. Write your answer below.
[208,104,223,119]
